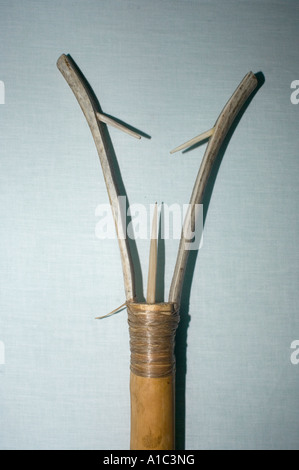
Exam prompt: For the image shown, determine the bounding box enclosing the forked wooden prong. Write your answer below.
[170,127,215,154]
[168,71,258,306]
[57,54,136,302]
[96,112,142,140]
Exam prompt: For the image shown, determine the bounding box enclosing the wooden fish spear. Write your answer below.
[57,54,257,449]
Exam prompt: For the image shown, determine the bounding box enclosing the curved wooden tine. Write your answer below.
[169,71,258,306]
[57,54,135,302]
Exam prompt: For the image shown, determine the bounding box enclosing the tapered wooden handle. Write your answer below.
[130,373,175,450]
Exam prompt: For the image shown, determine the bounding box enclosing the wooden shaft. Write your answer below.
[127,302,179,450]
[130,372,175,450]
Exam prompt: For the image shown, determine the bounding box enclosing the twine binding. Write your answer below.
[127,302,180,378]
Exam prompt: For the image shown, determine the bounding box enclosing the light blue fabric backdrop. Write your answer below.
[0,0,299,450]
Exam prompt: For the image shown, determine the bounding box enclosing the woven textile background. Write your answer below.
[0,0,299,450]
